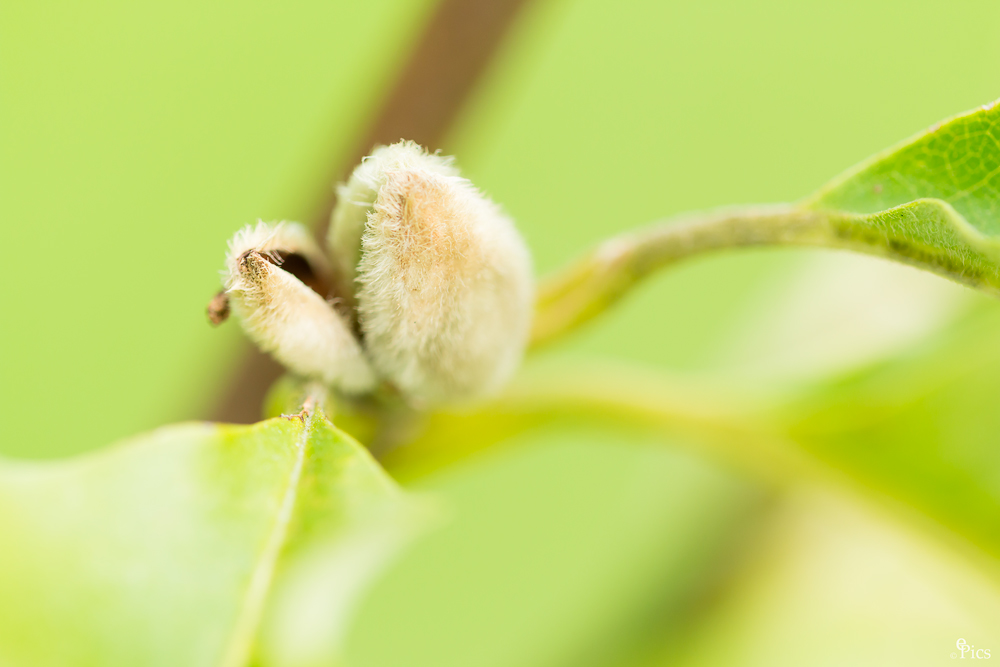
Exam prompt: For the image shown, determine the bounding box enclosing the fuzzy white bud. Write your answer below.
[223,222,376,394]
[345,143,534,405]
[329,141,459,289]
[217,143,534,407]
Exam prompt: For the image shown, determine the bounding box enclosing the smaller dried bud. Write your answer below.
[223,222,376,394]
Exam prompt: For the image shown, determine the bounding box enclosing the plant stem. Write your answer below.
[530,205,836,348]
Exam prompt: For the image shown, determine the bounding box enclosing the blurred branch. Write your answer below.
[212,0,534,423]
[381,365,816,485]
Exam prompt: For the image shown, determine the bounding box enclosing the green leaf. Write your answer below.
[805,100,1000,242]
[800,100,1000,291]
[0,408,419,667]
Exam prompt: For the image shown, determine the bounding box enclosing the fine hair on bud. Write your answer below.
[329,141,459,289]
[224,222,376,394]
[219,144,534,406]
[342,142,534,405]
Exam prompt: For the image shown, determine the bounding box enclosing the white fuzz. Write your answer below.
[354,149,534,405]
[222,145,534,405]
[224,222,376,393]
[329,141,458,287]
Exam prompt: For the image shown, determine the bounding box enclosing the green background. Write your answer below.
[7,0,1000,456]
[4,0,1000,665]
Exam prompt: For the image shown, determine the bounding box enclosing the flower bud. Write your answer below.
[328,142,459,289]
[223,222,376,394]
[337,142,534,405]
[217,143,533,407]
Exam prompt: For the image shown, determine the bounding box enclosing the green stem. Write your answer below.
[530,205,835,348]
[529,201,1000,349]
[383,367,810,485]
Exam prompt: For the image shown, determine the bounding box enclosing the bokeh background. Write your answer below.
[4,0,1000,664]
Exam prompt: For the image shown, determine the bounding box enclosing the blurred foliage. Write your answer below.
[347,429,763,667]
[5,0,1000,665]
[0,0,438,457]
[0,408,420,667]
[787,302,1000,557]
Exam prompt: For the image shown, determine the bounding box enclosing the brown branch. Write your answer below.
[211,0,533,424]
